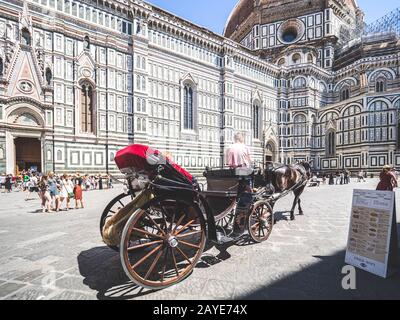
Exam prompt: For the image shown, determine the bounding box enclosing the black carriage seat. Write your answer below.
[203,167,254,193]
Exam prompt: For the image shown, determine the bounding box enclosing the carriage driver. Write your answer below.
[219,132,254,243]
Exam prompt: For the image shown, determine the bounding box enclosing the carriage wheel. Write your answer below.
[100,192,136,250]
[215,201,236,230]
[120,196,206,289]
[247,201,274,243]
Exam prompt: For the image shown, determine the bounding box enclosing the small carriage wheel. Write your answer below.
[120,196,206,290]
[100,192,136,239]
[247,201,274,243]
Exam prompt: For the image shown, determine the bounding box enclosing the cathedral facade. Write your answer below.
[0,0,399,175]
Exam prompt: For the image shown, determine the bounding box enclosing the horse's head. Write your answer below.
[299,161,312,180]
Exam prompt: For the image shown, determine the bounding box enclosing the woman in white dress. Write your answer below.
[60,174,74,211]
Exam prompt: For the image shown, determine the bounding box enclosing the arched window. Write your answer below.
[45,68,52,86]
[341,87,350,101]
[21,28,31,46]
[252,103,260,139]
[396,100,400,148]
[81,83,94,133]
[183,85,194,130]
[292,53,301,64]
[293,114,307,148]
[375,78,386,93]
[326,130,336,157]
[293,77,306,88]
[368,101,389,142]
[277,58,285,66]
[307,54,313,63]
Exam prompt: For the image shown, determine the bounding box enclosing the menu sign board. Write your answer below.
[345,189,397,278]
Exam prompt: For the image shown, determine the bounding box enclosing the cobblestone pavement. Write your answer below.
[0,180,399,300]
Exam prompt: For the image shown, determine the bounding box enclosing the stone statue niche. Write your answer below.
[45,68,52,86]
[21,28,31,46]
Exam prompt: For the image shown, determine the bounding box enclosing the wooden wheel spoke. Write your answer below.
[159,205,170,234]
[175,220,196,236]
[172,214,186,234]
[132,227,165,240]
[144,249,164,280]
[176,230,202,238]
[175,246,193,266]
[128,240,163,251]
[161,248,169,283]
[251,222,260,230]
[179,239,201,249]
[145,212,166,237]
[171,248,180,277]
[132,244,163,269]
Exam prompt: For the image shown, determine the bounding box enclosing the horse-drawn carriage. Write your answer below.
[99,144,309,289]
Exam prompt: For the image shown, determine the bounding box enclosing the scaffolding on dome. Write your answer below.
[364,7,400,35]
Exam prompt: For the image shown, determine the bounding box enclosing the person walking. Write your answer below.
[4,174,12,193]
[335,172,340,185]
[74,176,84,209]
[60,174,74,211]
[329,173,335,185]
[26,172,39,200]
[48,172,61,212]
[377,165,398,191]
[38,175,53,213]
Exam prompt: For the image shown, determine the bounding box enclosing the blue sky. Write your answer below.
[147,0,400,35]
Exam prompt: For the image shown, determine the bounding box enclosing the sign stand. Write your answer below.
[345,190,399,278]
[387,204,399,277]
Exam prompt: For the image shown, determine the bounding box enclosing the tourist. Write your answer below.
[74,176,84,209]
[335,172,340,185]
[4,174,12,193]
[38,175,52,213]
[376,165,398,191]
[344,171,349,184]
[108,174,113,189]
[0,173,5,193]
[358,170,366,182]
[98,174,103,190]
[329,173,335,185]
[60,174,74,211]
[25,172,39,201]
[48,172,61,212]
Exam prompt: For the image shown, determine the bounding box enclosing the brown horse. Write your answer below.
[264,161,312,221]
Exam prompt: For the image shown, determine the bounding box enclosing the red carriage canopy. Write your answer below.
[114,144,193,183]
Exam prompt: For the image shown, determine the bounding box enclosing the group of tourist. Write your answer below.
[1,170,114,213]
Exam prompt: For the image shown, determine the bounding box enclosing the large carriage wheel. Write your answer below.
[214,200,236,230]
[247,201,274,243]
[120,196,206,289]
[100,192,136,240]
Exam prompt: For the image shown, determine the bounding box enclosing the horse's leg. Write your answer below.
[297,186,305,215]
[290,193,299,221]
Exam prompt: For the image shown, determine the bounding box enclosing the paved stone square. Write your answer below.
[0,180,399,300]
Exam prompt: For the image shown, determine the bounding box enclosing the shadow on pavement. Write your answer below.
[238,224,400,300]
[77,246,156,300]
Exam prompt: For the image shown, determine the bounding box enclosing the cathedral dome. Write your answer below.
[224,0,360,40]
